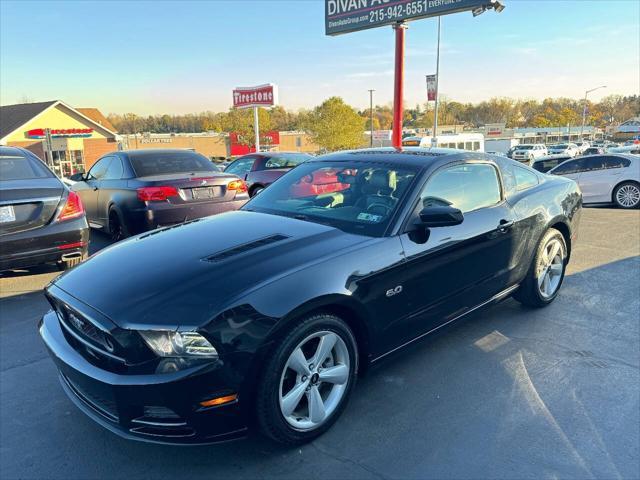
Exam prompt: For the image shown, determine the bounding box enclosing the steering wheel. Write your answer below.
[366,203,392,216]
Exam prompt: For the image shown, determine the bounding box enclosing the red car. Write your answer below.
[224,152,313,197]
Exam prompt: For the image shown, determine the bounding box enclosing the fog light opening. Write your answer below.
[199,393,238,408]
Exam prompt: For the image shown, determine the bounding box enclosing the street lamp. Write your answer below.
[581,85,607,138]
[368,89,375,147]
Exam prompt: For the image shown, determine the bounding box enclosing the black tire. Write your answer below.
[613,181,640,209]
[256,313,358,445]
[513,228,567,308]
[108,209,128,242]
[250,185,264,197]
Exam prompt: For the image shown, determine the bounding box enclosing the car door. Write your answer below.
[578,156,626,203]
[72,156,113,225]
[392,161,516,344]
[96,155,125,225]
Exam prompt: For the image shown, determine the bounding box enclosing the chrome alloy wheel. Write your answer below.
[279,331,350,431]
[537,238,565,299]
[616,184,640,208]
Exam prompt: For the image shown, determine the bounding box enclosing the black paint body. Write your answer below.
[0,147,89,271]
[40,150,582,444]
[71,149,248,236]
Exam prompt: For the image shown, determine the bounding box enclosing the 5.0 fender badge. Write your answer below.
[386,286,403,297]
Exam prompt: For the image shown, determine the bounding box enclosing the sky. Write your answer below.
[0,0,638,115]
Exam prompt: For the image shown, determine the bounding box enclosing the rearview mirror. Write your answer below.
[418,205,463,228]
[68,172,85,182]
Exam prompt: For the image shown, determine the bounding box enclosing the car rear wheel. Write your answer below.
[108,209,128,242]
[613,182,640,209]
[251,186,264,197]
[513,228,567,308]
[256,313,358,445]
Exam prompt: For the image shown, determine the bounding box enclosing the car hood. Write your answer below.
[51,211,368,329]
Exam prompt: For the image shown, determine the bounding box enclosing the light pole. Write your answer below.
[581,85,606,138]
[368,89,375,147]
[431,16,441,148]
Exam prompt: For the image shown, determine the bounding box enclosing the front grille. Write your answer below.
[55,304,123,363]
[61,374,119,422]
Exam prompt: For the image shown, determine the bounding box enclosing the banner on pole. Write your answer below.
[232,84,278,109]
[426,75,437,102]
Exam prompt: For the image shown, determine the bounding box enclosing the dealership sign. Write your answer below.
[326,0,501,35]
[426,74,437,101]
[27,128,93,139]
[232,84,278,109]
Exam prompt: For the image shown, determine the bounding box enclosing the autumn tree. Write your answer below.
[305,97,365,152]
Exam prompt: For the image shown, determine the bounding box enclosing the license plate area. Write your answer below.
[191,187,217,200]
[0,205,16,223]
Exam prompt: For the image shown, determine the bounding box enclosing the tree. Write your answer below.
[305,97,365,152]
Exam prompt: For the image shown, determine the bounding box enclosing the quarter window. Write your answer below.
[514,167,539,191]
[602,156,630,169]
[421,163,501,213]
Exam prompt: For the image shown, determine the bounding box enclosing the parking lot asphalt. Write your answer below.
[1,208,638,480]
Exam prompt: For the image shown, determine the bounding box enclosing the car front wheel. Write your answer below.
[613,181,640,209]
[256,313,358,445]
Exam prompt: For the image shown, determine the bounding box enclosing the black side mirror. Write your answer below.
[418,205,464,228]
[69,172,85,182]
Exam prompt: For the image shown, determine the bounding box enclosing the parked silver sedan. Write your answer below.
[549,154,640,208]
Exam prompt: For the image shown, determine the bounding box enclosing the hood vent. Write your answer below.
[203,234,290,263]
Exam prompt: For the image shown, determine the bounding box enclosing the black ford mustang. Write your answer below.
[40,149,582,445]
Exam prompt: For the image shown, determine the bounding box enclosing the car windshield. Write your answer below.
[243,161,418,237]
[129,151,219,177]
[0,154,53,180]
[517,145,534,150]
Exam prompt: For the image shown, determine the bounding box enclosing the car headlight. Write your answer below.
[139,331,218,358]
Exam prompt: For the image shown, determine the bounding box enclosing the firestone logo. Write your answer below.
[232,85,277,109]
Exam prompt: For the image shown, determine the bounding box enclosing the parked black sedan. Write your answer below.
[70,149,249,241]
[40,149,581,445]
[0,146,89,271]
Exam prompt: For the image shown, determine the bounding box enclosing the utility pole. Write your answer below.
[368,89,375,147]
[253,106,260,153]
[581,85,607,138]
[431,16,441,148]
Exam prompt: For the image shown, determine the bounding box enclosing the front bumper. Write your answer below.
[39,310,249,445]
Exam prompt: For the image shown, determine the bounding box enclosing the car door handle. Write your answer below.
[497,220,514,233]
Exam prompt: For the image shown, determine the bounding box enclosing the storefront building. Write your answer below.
[0,100,118,177]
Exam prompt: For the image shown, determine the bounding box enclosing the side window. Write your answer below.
[602,156,629,169]
[225,157,255,176]
[103,157,123,180]
[584,157,606,172]
[421,163,502,213]
[87,156,112,180]
[472,141,480,151]
[514,167,539,191]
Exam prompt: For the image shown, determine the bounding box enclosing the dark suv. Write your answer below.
[70,149,249,241]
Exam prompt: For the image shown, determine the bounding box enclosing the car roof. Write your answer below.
[0,145,29,156]
[310,147,496,169]
[120,149,203,158]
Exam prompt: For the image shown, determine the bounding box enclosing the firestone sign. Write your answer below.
[26,128,93,139]
[325,0,499,35]
[232,84,278,109]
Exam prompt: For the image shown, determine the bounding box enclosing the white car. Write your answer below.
[574,141,590,154]
[511,144,548,163]
[547,143,580,157]
[549,154,640,208]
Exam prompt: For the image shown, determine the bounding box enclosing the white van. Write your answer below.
[402,133,485,152]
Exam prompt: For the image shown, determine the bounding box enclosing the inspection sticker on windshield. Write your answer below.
[357,212,382,223]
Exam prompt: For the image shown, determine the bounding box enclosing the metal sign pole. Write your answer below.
[368,89,375,147]
[253,106,260,153]
[392,22,407,149]
[432,16,442,148]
